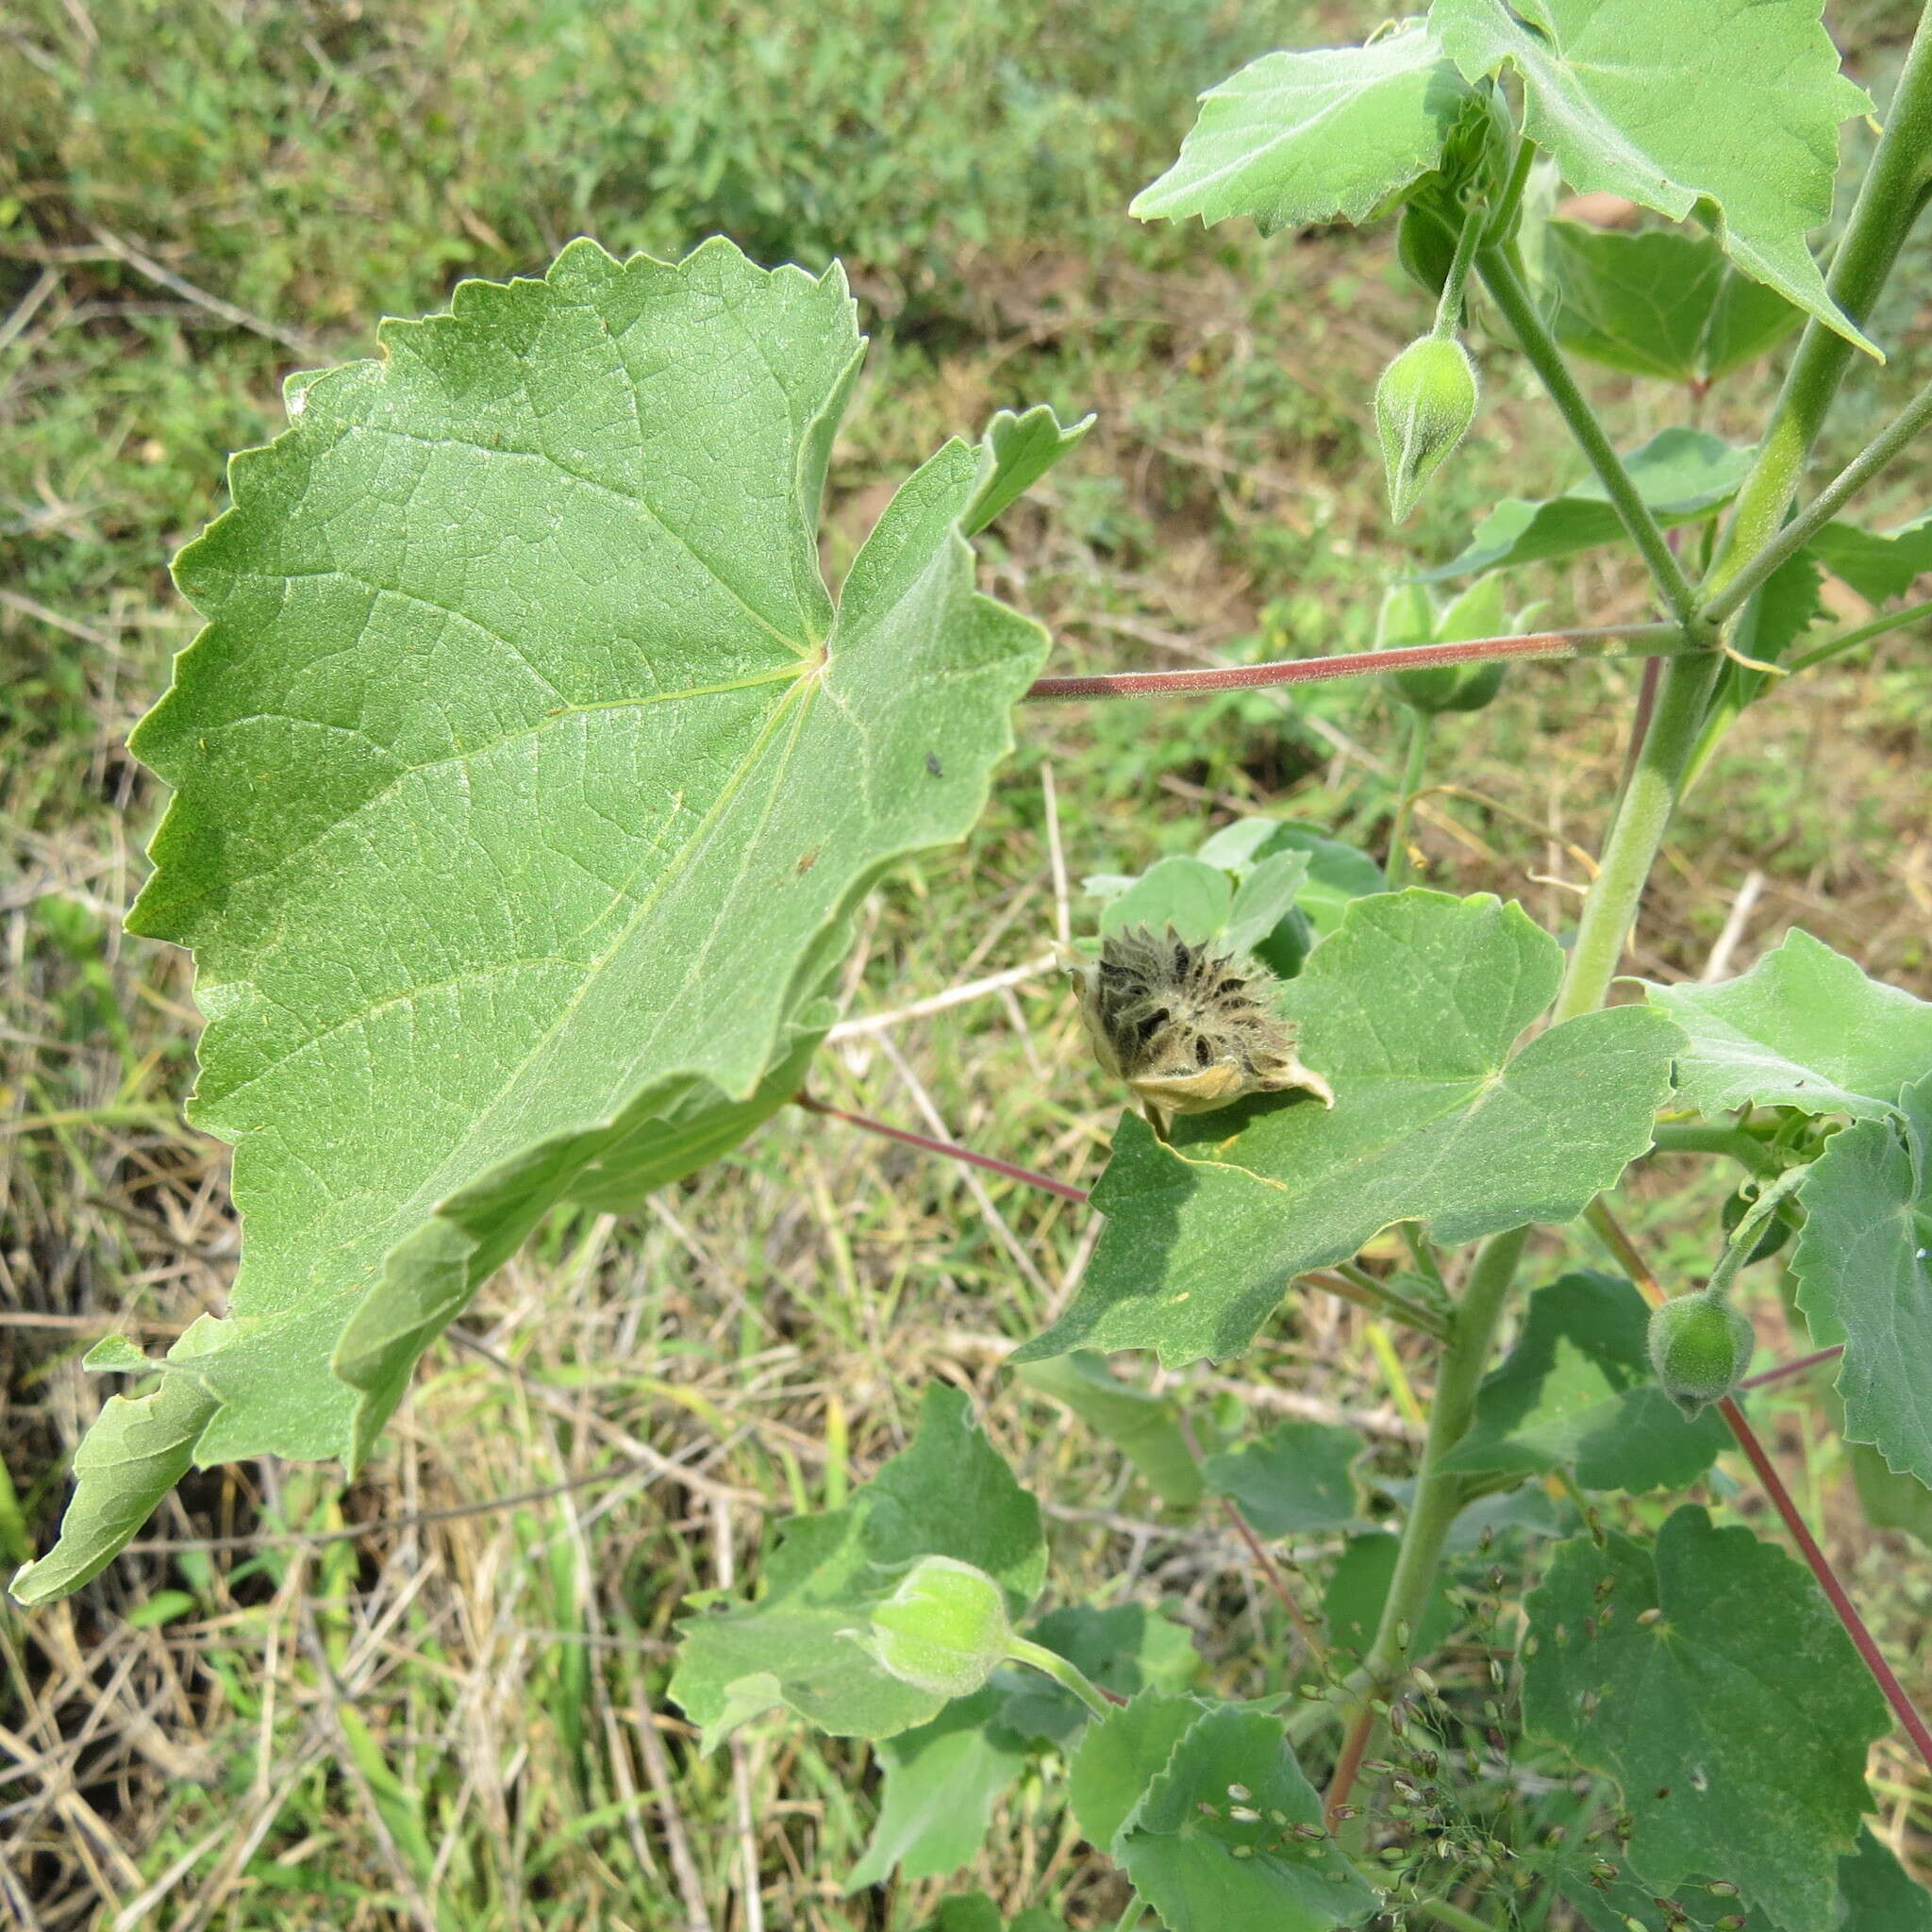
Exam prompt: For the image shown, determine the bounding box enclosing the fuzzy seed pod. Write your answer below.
[865,1557,1011,1698]
[1648,1294,1755,1418]
[1375,335,1479,524]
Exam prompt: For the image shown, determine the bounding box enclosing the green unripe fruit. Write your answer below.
[1375,335,1479,525]
[1648,1294,1756,1418]
[866,1556,1011,1698]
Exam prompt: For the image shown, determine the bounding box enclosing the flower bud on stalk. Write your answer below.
[865,1556,1012,1697]
[1375,335,1479,524]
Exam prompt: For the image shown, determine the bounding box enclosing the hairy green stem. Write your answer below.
[1386,709,1434,888]
[1433,199,1486,339]
[1553,653,1724,1021]
[1410,1895,1501,1932]
[1477,249,1702,627]
[1649,1123,1781,1174]
[1787,591,1932,673]
[1701,370,1932,625]
[1702,1164,1810,1303]
[1328,1262,1452,1341]
[1007,1638,1113,1720]
[1358,1226,1529,1690]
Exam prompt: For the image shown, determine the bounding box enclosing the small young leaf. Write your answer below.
[1132,22,1473,234]
[1647,928,1932,1122]
[1442,1271,1728,1492]
[1791,1075,1932,1487]
[964,404,1095,537]
[1096,857,1235,949]
[1017,892,1679,1368]
[1523,1507,1888,1929]
[1202,1419,1364,1539]
[1068,1688,1206,1855]
[844,1689,1027,1891]
[1116,1705,1379,1932]
[1435,0,1875,353]
[1541,221,1802,384]
[669,1386,1045,1747]
[1015,1354,1205,1509]
[1424,429,1753,578]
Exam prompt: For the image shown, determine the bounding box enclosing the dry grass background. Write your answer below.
[5,2,1932,1927]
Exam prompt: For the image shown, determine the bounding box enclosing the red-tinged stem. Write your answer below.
[1739,1344,1844,1391]
[1325,1701,1378,1830]
[1025,624,1687,701]
[792,1093,1090,1203]
[1718,1393,1932,1774]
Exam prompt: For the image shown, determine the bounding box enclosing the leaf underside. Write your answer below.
[14,240,1056,1605]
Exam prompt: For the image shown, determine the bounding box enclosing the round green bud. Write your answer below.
[1648,1294,1755,1418]
[1375,335,1479,525]
[866,1556,1012,1698]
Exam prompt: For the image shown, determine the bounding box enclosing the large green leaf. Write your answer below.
[845,1689,1027,1891]
[671,1385,1047,1747]
[12,240,1058,1605]
[1442,1272,1729,1492]
[1791,1074,1932,1487]
[1647,928,1932,1122]
[1015,892,1679,1367]
[1541,221,1803,384]
[1434,0,1874,353]
[1132,20,1473,234]
[1523,1507,1887,1929]
[1116,1705,1380,1932]
[1068,1689,1208,1856]
[1423,429,1753,579]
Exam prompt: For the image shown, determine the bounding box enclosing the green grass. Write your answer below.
[5,1,1932,1925]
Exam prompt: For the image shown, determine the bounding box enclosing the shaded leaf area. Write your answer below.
[1197,823,1385,941]
[1541,220,1802,384]
[994,1602,1200,1746]
[13,239,1060,1605]
[1116,1706,1380,1931]
[1792,1075,1932,1487]
[1423,429,1752,579]
[670,1386,1046,1746]
[1435,0,1873,349]
[1017,892,1679,1367]
[1323,1533,1457,1663]
[1201,1419,1364,1538]
[919,1897,1066,1932]
[845,1688,1027,1891]
[1805,514,1932,605]
[1132,20,1471,233]
[1094,852,1309,963]
[1559,1824,1930,1930]
[1523,1507,1887,1930]
[1648,928,1932,1122]
[1015,1355,1204,1509]
[1443,1272,1728,1492]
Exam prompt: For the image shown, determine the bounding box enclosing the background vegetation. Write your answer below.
[3,1,1929,1924]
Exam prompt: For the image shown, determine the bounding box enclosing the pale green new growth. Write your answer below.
[1132,20,1471,233]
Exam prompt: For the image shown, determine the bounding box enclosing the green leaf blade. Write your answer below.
[1648,928,1932,1121]
[1133,22,1473,234]
[1435,0,1875,353]
[1523,1506,1887,1928]
[20,240,1050,1598]
[1017,892,1680,1367]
